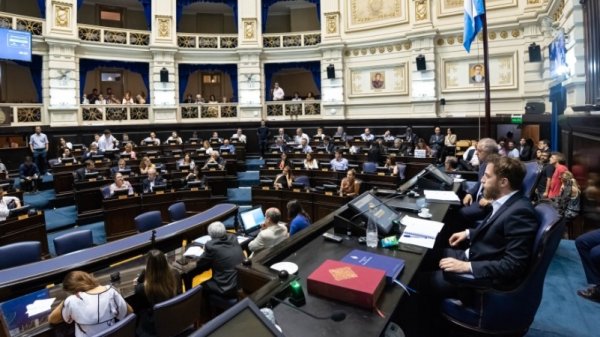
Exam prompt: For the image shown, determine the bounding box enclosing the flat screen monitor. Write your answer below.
[188,138,199,144]
[206,162,219,169]
[387,148,399,154]
[120,153,131,160]
[291,182,305,189]
[220,148,231,154]
[376,166,388,173]
[0,289,50,335]
[312,135,322,141]
[424,164,454,187]
[112,188,130,197]
[353,136,362,142]
[323,183,338,192]
[168,139,178,145]
[118,168,131,176]
[7,205,31,220]
[144,140,156,145]
[0,183,10,191]
[186,180,204,189]
[239,206,265,235]
[0,28,31,62]
[152,184,167,193]
[259,179,273,187]
[397,166,429,192]
[72,144,84,150]
[333,136,343,141]
[348,192,401,235]
[60,157,75,163]
[291,160,303,169]
[347,164,359,170]
[145,150,159,157]
[190,298,284,337]
[84,171,99,179]
[91,154,104,161]
[178,164,191,171]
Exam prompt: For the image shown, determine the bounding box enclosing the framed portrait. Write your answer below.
[349,64,409,97]
[441,52,517,92]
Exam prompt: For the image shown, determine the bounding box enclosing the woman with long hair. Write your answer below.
[340,169,361,197]
[303,152,319,170]
[274,165,294,189]
[278,152,291,170]
[48,271,132,337]
[139,156,155,175]
[287,199,311,236]
[134,249,180,337]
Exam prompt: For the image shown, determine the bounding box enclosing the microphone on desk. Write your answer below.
[271,297,346,322]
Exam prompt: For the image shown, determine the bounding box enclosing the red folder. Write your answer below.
[307,259,386,309]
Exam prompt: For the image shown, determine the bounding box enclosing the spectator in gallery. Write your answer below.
[272,82,285,101]
[195,94,205,103]
[183,94,194,103]
[87,88,99,104]
[135,91,146,104]
[291,92,302,101]
[305,91,315,100]
[122,91,134,104]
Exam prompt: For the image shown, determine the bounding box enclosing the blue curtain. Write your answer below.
[262,0,320,32]
[264,61,320,100]
[14,55,43,103]
[39,1,149,28]
[178,63,238,102]
[176,0,237,29]
[79,59,150,103]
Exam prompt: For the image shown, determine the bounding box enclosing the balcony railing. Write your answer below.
[263,31,321,48]
[78,24,150,46]
[0,12,43,36]
[80,104,150,124]
[179,103,238,120]
[265,101,321,117]
[0,104,44,126]
[177,33,238,49]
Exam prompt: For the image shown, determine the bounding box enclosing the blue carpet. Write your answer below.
[227,187,252,205]
[12,174,54,190]
[237,171,260,187]
[23,189,55,210]
[527,240,598,337]
[46,221,106,257]
[45,206,77,232]
[246,159,264,171]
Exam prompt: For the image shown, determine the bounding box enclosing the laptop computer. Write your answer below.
[239,206,265,237]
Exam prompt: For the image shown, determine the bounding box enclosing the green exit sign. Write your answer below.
[511,115,523,124]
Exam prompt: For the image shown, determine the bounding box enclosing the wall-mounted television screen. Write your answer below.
[0,28,31,62]
[549,30,567,78]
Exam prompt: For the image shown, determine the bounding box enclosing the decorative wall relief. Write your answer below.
[414,0,429,21]
[156,16,171,39]
[242,19,256,40]
[349,64,409,96]
[441,53,517,92]
[438,0,517,17]
[52,1,71,29]
[347,0,408,31]
[325,12,339,35]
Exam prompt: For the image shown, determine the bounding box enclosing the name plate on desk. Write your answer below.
[325,191,333,196]
[210,168,216,171]
[94,160,102,164]
[191,187,199,191]
[89,178,96,182]
[272,151,278,154]
[294,168,300,170]
[268,167,275,170]
[149,156,156,159]
[156,190,164,195]
[377,172,385,176]
[292,188,302,193]
[262,186,270,190]
[65,162,72,166]
[118,195,128,200]
[182,169,189,173]
[17,214,29,220]
[321,168,329,171]
[174,155,181,158]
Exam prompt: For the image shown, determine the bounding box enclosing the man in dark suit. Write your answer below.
[142,168,164,193]
[433,155,539,293]
[74,160,96,182]
[185,221,245,297]
[323,136,335,154]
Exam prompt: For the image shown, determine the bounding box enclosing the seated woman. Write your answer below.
[133,250,181,337]
[384,156,397,175]
[274,166,294,189]
[199,140,213,155]
[340,169,361,197]
[58,148,77,164]
[177,153,196,170]
[556,171,581,221]
[207,94,219,117]
[202,152,225,170]
[108,172,134,198]
[303,153,319,170]
[58,137,73,151]
[121,143,137,160]
[122,91,134,104]
[139,156,155,175]
[278,152,291,170]
[287,199,311,236]
[415,138,432,156]
[48,271,132,337]
[184,166,205,188]
[0,185,21,222]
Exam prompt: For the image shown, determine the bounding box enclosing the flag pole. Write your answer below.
[481,5,491,138]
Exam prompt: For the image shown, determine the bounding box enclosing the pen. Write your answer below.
[403,233,435,240]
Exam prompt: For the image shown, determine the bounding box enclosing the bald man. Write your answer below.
[248,208,289,257]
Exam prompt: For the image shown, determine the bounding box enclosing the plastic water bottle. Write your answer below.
[366,204,378,248]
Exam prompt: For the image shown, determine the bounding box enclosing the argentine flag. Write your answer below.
[463,0,486,52]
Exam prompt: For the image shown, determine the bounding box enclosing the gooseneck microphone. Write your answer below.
[271,297,346,322]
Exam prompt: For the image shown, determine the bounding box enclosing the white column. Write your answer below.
[409,33,437,117]
[150,0,177,122]
[237,1,263,119]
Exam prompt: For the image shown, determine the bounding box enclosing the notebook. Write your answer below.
[341,249,405,284]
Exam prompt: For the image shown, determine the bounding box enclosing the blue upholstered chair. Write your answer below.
[396,163,407,181]
[101,186,111,199]
[294,175,310,188]
[441,203,564,336]
[89,313,136,337]
[522,160,542,200]
[0,241,42,270]
[362,162,377,173]
[168,202,188,222]
[134,210,163,233]
[53,229,94,256]
[153,285,204,337]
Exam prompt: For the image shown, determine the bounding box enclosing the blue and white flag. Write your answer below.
[463,0,486,53]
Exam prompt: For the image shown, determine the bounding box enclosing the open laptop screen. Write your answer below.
[239,206,265,234]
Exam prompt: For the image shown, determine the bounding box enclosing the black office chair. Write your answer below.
[168,202,187,222]
[441,203,564,336]
[53,229,94,256]
[134,210,163,233]
[89,313,136,337]
[522,160,542,200]
[0,241,42,270]
[153,285,204,337]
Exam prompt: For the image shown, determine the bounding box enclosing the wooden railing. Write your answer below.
[78,24,150,46]
[179,103,238,120]
[265,101,321,117]
[262,31,321,48]
[177,33,238,49]
[0,11,43,36]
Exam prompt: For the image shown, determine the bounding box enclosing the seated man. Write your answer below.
[202,152,225,170]
[330,150,348,171]
[322,136,335,154]
[293,128,309,145]
[142,168,165,193]
[219,139,236,154]
[74,160,97,182]
[231,128,247,143]
[141,132,161,146]
[297,138,312,154]
[210,131,223,143]
[107,172,134,198]
[248,208,289,257]
[185,221,245,296]
[0,185,21,221]
[361,128,375,142]
[270,138,288,153]
[111,158,131,177]
[275,128,291,142]
[575,229,600,303]
[165,131,183,145]
[19,156,41,192]
[82,143,103,161]
[430,156,539,297]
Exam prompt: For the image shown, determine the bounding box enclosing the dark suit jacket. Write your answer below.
[466,162,487,198]
[518,145,533,162]
[467,192,539,287]
[74,168,94,182]
[194,234,244,295]
[324,142,335,154]
[142,176,165,192]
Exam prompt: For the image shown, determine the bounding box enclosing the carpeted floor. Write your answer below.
[46,221,106,256]
[45,205,77,231]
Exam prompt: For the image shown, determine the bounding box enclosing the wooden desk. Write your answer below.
[0,212,49,258]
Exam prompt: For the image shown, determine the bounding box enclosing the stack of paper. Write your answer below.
[26,298,55,317]
[399,216,444,249]
[424,190,461,204]
[193,235,211,246]
[183,246,204,258]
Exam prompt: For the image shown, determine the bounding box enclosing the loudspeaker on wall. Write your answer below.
[529,43,541,62]
[416,55,426,71]
[327,64,335,79]
[160,68,169,83]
